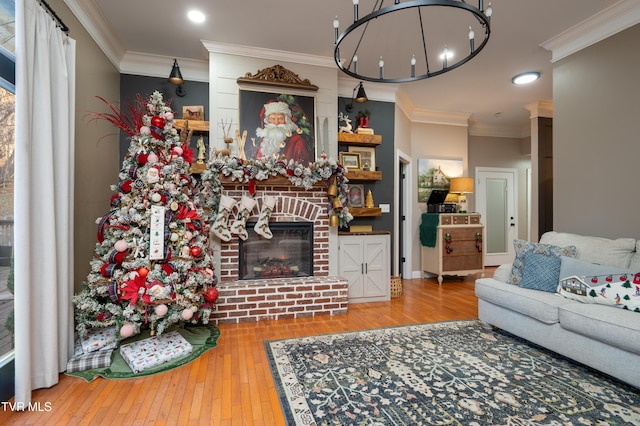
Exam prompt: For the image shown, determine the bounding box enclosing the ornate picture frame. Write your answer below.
[339,152,361,170]
[347,146,375,171]
[347,184,365,208]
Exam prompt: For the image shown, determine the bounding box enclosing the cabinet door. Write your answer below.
[363,238,388,298]
[339,239,366,299]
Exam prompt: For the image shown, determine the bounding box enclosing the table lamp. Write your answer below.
[449,177,474,213]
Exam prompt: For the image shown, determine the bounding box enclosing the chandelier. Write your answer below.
[333,0,493,83]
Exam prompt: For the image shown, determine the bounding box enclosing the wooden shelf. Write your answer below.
[338,133,382,146]
[345,170,382,181]
[349,207,382,217]
[173,119,210,133]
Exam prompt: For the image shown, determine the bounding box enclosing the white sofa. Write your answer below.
[475,231,640,389]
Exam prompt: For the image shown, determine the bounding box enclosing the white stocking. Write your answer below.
[211,194,237,242]
[254,196,276,239]
[230,195,257,241]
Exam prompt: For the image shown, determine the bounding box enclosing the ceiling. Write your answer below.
[67,0,634,137]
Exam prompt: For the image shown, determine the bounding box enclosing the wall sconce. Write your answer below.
[344,82,368,112]
[168,59,186,97]
[449,177,474,213]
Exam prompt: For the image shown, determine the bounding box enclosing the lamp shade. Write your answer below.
[449,177,474,194]
[355,82,368,103]
[168,59,184,85]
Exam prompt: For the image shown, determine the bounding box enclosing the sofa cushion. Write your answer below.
[559,303,640,355]
[558,275,640,313]
[628,239,640,269]
[540,231,635,268]
[519,252,562,292]
[475,278,574,324]
[510,239,577,286]
[492,263,512,283]
[559,256,637,282]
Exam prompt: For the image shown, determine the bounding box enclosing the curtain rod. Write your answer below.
[38,0,70,34]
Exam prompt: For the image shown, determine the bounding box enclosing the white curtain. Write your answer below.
[14,0,76,403]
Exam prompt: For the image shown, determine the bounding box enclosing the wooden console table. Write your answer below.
[420,213,485,284]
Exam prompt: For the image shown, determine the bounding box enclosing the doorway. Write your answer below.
[475,167,517,266]
[396,150,412,278]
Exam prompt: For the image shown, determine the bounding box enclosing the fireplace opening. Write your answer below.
[238,221,314,280]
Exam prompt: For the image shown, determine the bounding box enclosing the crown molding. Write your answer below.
[541,0,640,62]
[64,0,125,69]
[119,52,209,82]
[201,41,335,69]
[525,101,554,119]
[468,124,530,139]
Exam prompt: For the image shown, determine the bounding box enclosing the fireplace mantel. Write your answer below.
[218,174,326,189]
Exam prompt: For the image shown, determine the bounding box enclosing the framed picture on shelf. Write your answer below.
[182,106,205,120]
[347,146,376,171]
[339,152,361,170]
[347,184,365,207]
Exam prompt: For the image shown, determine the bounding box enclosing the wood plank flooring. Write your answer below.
[2,271,490,425]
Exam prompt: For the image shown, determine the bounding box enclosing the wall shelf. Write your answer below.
[173,119,210,133]
[349,207,382,217]
[344,170,382,181]
[338,133,382,146]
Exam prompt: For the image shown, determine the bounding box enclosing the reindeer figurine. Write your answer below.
[338,112,353,133]
[216,118,234,157]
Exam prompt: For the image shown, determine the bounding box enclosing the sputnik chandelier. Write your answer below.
[333,0,493,83]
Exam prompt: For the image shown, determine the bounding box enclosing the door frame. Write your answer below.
[395,149,412,278]
[475,167,518,266]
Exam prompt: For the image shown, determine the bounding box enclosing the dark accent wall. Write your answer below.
[337,98,395,238]
[119,74,210,161]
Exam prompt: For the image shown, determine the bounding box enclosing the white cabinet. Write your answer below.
[338,233,390,303]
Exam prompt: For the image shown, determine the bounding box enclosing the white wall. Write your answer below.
[553,24,640,239]
[409,122,468,276]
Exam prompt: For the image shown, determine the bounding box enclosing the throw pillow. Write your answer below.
[558,256,640,312]
[509,239,577,286]
[519,252,562,292]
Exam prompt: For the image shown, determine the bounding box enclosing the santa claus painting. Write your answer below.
[239,91,316,164]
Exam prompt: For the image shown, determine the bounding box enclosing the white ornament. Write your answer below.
[181,308,193,321]
[154,304,168,317]
[151,193,162,202]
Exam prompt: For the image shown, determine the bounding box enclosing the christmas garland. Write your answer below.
[202,154,353,227]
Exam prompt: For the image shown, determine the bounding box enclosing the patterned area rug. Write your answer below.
[265,320,640,425]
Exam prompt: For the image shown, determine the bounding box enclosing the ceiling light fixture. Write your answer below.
[512,71,540,85]
[187,10,206,24]
[333,0,493,84]
[168,59,186,97]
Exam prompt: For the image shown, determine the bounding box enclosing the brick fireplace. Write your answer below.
[210,177,348,324]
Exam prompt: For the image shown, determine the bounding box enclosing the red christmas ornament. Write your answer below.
[150,115,166,128]
[203,287,219,304]
[137,266,149,278]
[136,153,148,165]
[190,246,202,257]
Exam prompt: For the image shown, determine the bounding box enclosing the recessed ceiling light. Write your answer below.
[512,72,540,85]
[187,10,206,24]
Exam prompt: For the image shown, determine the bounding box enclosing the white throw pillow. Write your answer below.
[540,231,635,268]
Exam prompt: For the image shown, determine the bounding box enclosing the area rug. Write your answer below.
[66,324,220,382]
[265,320,640,425]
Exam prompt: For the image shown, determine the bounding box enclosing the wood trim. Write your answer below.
[237,64,318,91]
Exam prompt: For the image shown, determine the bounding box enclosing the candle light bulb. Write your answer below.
[379,57,384,68]
[353,0,359,4]
[469,26,475,53]
[468,26,474,40]
[353,55,358,73]
[411,55,416,66]
[333,16,339,44]
[486,2,493,18]
[333,16,339,28]
[379,56,384,79]
[411,54,416,78]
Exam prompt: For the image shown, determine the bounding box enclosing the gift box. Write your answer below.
[66,348,114,373]
[80,326,118,354]
[119,330,193,373]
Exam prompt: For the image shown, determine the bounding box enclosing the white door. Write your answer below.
[475,168,517,266]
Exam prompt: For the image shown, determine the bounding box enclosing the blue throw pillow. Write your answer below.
[510,239,577,286]
[519,252,562,292]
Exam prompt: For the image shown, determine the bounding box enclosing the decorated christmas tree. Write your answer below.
[73,91,220,338]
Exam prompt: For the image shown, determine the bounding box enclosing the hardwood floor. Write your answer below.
[3,271,491,425]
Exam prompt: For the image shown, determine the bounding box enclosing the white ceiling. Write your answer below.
[66,0,639,137]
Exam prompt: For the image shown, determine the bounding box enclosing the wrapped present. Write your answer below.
[66,348,114,373]
[81,326,118,354]
[119,330,193,373]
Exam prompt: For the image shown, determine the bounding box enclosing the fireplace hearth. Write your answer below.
[238,221,313,280]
